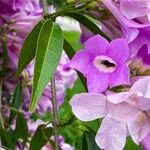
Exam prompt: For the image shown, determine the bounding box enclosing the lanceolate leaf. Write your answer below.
[0,127,14,149]
[16,20,45,77]
[30,19,63,112]
[14,112,28,144]
[66,12,111,42]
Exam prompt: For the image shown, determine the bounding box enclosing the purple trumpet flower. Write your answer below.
[70,35,130,93]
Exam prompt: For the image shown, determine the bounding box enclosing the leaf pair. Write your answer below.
[16,19,64,112]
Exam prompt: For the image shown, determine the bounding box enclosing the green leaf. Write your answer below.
[66,12,111,41]
[82,132,100,150]
[30,125,53,150]
[30,19,63,112]
[16,20,45,77]
[63,39,75,59]
[9,82,22,123]
[15,112,28,142]
[0,39,8,77]
[124,137,142,150]
[0,127,13,149]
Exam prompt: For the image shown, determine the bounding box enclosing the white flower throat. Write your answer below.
[93,55,117,73]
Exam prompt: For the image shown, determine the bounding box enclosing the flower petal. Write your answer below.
[96,117,127,150]
[80,24,94,44]
[107,91,131,104]
[120,0,147,19]
[87,69,109,93]
[69,93,107,121]
[141,133,150,150]
[84,34,109,55]
[128,111,150,144]
[107,102,139,122]
[130,77,150,98]
[107,38,129,63]
[137,97,150,110]
[109,65,130,88]
[70,50,90,75]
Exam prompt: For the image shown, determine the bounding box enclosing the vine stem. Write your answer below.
[51,74,59,150]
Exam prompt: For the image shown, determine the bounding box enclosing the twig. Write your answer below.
[51,74,59,150]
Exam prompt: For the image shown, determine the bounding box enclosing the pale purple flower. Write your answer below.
[102,0,150,59]
[0,0,42,37]
[70,77,150,150]
[70,35,130,93]
[120,0,150,22]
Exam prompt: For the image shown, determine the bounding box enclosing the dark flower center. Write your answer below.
[101,60,116,68]
[93,55,117,73]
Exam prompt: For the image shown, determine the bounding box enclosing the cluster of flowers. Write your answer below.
[0,0,76,149]
[69,0,150,150]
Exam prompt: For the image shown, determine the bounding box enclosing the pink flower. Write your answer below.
[70,35,130,93]
[70,77,150,150]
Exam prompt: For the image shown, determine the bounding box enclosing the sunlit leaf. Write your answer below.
[30,19,63,112]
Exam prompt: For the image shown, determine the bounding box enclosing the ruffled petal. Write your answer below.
[107,38,129,63]
[70,50,90,75]
[137,97,150,110]
[84,34,109,56]
[69,93,107,121]
[107,91,131,104]
[130,77,150,98]
[107,102,139,122]
[120,0,147,19]
[128,111,150,144]
[96,117,127,150]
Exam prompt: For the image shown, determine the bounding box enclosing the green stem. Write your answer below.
[0,78,4,128]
